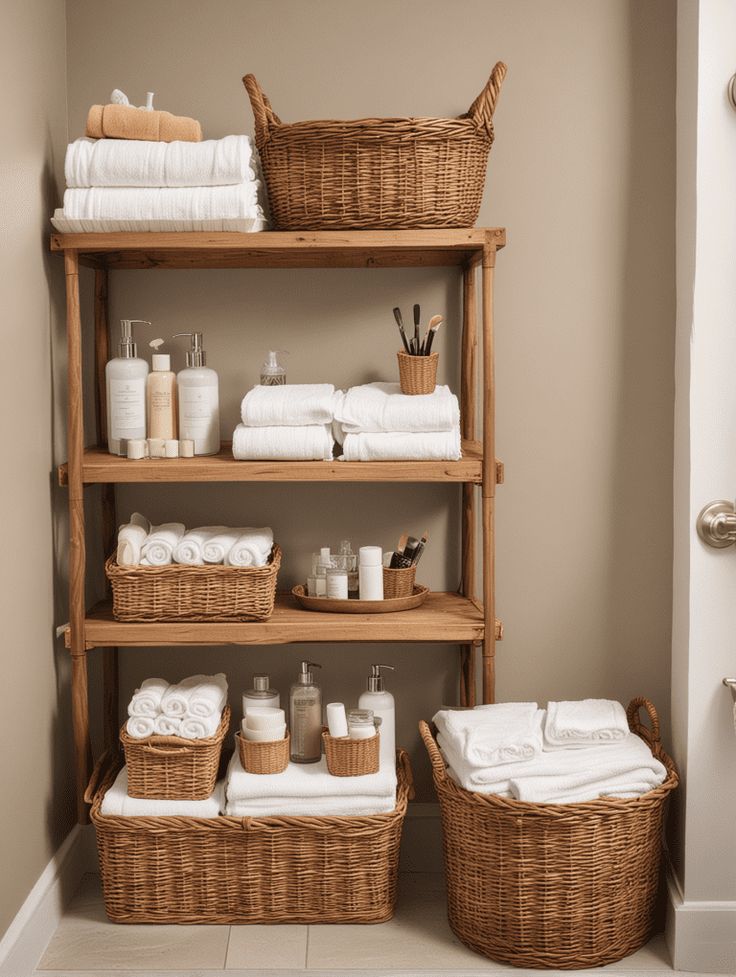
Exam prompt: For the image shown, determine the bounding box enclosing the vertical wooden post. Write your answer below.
[481,243,496,704]
[66,251,92,822]
[95,268,119,750]
[460,263,478,706]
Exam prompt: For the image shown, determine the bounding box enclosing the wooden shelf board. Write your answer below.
[66,593,501,649]
[58,441,500,485]
[50,228,505,270]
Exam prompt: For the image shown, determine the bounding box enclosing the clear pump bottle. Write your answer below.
[260,350,288,385]
[106,319,150,456]
[289,660,322,763]
[173,332,220,456]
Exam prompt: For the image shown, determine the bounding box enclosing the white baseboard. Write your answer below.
[0,823,95,977]
[666,871,736,974]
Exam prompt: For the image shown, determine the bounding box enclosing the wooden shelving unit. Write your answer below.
[53,228,504,822]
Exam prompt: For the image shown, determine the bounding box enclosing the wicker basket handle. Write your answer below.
[626,696,661,750]
[466,62,508,138]
[418,720,447,782]
[242,74,281,150]
[397,748,416,800]
[84,748,112,804]
[142,743,193,756]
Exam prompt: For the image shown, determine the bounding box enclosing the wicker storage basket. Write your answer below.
[87,749,413,924]
[419,697,678,970]
[236,730,290,775]
[105,546,281,622]
[121,706,230,800]
[397,351,439,395]
[323,731,380,777]
[243,65,507,230]
[382,564,416,599]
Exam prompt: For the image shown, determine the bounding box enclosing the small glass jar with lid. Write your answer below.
[347,708,376,740]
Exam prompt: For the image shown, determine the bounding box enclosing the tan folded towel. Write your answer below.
[86,103,202,142]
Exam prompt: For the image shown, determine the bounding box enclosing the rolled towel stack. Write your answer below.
[125,673,228,740]
[127,677,169,717]
[173,526,228,566]
[433,698,667,803]
[116,512,151,567]
[52,128,269,233]
[116,515,273,567]
[334,382,462,461]
[233,384,339,461]
[225,528,274,568]
[139,522,186,566]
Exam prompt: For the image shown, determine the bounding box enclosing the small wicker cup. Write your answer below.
[323,731,380,777]
[397,351,438,395]
[383,564,417,599]
[236,730,290,775]
[120,706,230,800]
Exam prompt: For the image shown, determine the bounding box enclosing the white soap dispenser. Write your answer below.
[173,331,220,456]
[105,319,150,456]
[358,664,395,768]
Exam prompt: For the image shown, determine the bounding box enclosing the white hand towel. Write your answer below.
[180,713,222,740]
[544,699,629,749]
[202,528,246,565]
[336,382,460,434]
[511,770,666,805]
[240,384,339,427]
[225,528,274,567]
[101,766,224,817]
[125,716,155,739]
[232,423,334,461]
[161,673,228,718]
[432,703,543,768]
[51,208,268,234]
[129,511,150,531]
[127,677,169,717]
[341,429,461,462]
[140,522,186,566]
[225,795,397,817]
[62,182,265,222]
[225,750,396,803]
[153,714,182,736]
[173,526,227,566]
[116,522,148,567]
[65,134,257,188]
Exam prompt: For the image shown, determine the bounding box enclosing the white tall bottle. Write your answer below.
[358,663,395,768]
[106,319,150,456]
[173,331,220,456]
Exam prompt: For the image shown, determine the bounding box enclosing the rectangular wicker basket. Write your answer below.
[120,706,230,800]
[105,546,281,622]
[87,749,413,924]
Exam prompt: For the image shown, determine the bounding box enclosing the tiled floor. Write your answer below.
[32,872,711,977]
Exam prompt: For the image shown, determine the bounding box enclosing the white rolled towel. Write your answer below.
[240,384,339,427]
[202,528,245,565]
[335,382,460,434]
[225,528,274,567]
[101,767,224,817]
[180,713,222,740]
[116,513,151,566]
[140,522,186,566]
[232,423,334,461]
[161,673,228,718]
[173,526,227,566]
[340,429,461,462]
[125,716,155,739]
[544,699,629,749]
[127,677,170,717]
[153,715,182,736]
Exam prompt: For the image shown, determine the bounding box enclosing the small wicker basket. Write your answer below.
[323,731,380,777]
[236,730,290,775]
[120,706,230,800]
[397,351,438,395]
[106,546,281,622]
[382,564,417,599]
[243,64,506,230]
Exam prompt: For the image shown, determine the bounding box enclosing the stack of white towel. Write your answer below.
[233,384,340,461]
[126,673,228,740]
[433,699,667,804]
[334,382,461,461]
[51,134,269,232]
[101,766,225,817]
[116,512,273,567]
[224,746,397,817]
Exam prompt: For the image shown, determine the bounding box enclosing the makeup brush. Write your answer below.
[413,304,421,356]
[420,315,443,355]
[410,530,429,566]
[424,318,443,356]
[392,307,411,353]
[390,532,411,569]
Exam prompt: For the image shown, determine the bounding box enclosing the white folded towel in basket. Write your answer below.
[125,716,155,739]
[173,526,227,566]
[101,766,224,817]
[116,513,151,567]
[140,522,186,566]
[127,677,169,718]
[232,423,334,461]
[433,703,544,767]
[240,384,339,427]
[161,673,228,719]
[341,429,461,462]
[180,713,222,740]
[225,528,273,567]
[202,528,245,565]
[335,382,459,434]
[153,714,182,736]
[544,699,629,748]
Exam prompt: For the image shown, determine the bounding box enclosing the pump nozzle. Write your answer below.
[367,663,395,692]
[173,332,206,367]
[297,660,322,685]
[118,319,151,358]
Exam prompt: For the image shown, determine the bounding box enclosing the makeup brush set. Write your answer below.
[392,304,443,356]
[388,530,429,569]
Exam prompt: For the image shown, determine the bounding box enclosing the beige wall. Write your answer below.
[60,0,675,802]
[0,0,72,937]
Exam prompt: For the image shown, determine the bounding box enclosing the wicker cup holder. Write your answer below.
[397,351,439,395]
[323,731,380,777]
[236,730,290,775]
[382,564,417,599]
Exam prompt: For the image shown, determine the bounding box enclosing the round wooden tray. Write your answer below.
[292,584,429,614]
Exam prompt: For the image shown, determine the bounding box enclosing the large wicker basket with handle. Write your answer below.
[243,64,507,230]
[419,697,678,970]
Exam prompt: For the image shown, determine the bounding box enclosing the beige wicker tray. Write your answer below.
[292,583,429,614]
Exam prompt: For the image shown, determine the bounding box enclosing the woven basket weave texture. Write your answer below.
[323,731,380,776]
[236,730,290,775]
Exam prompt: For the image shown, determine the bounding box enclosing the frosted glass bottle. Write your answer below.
[289,661,322,763]
[106,319,150,456]
[358,664,395,768]
[173,331,219,455]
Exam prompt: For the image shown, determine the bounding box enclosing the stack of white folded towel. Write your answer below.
[224,747,398,817]
[334,382,461,461]
[51,134,269,232]
[126,673,228,740]
[433,698,667,804]
[233,384,340,461]
[116,512,273,568]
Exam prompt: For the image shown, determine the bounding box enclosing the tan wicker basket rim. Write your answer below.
[120,704,230,749]
[106,544,281,577]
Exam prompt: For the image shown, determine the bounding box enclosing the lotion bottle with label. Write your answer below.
[146,349,177,440]
[289,660,322,763]
[173,331,220,456]
[106,319,150,456]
